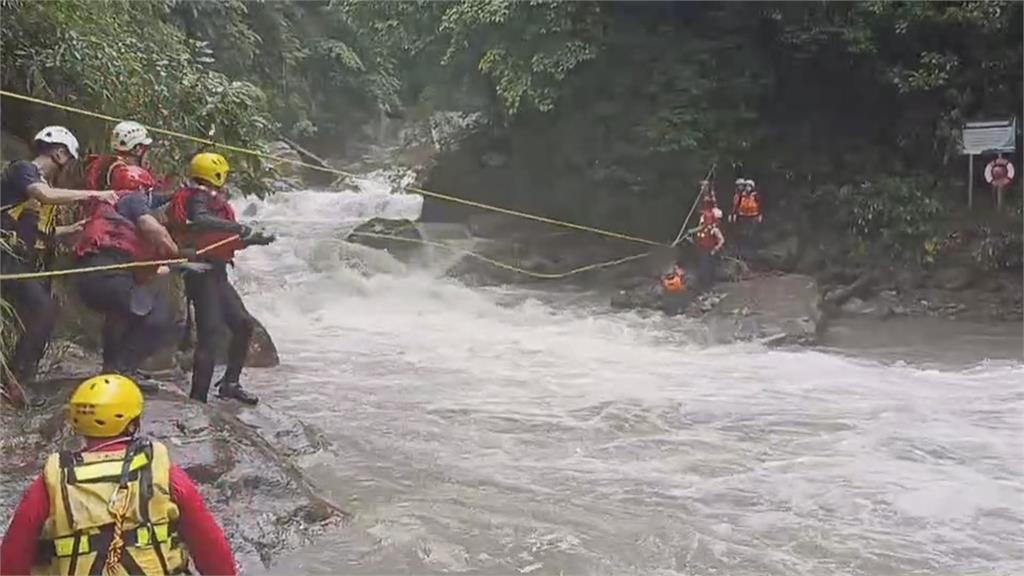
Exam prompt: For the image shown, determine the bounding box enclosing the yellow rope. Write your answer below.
[0,235,239,281]
[349,231,653,279]
[104,489,131,576]
[1,90,666,248]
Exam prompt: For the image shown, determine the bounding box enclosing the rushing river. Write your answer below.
[228,186,1022,576]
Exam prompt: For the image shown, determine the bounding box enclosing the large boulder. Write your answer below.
[265,140,305,189]
[178,314,279,370]
[348,217,424,261]
[703,274,824,345]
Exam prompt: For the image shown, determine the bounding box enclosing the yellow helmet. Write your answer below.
[67,374,144,438]
[189,152,230,187]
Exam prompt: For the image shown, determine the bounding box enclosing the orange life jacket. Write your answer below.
[661,267,687,293]
[167,185,244,261]
[737,192,761,217]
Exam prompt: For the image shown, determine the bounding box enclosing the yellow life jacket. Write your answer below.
[4,200,58,251]
[34,440,190,576]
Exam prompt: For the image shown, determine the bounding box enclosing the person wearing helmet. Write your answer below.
[74,166,185,386]
[728,178,763,261]
[84,121,156,191]
[699,179,717,211]
[0,374,237,576]
[694,209,726,291]
[166,152,275,405]
[1,127,119,389]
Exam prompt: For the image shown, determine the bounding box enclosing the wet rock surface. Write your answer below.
[0,378,344,572]
[702,274,823,345]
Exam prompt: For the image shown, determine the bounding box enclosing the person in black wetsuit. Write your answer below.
[1,126,118,388]
[166,152,275,405]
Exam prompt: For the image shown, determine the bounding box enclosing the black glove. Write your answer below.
[177,247,198,260]
[242,228,276,246]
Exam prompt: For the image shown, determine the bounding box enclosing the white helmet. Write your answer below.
[745,179,756,188]
[735,178,745,185]
[33,125,80,159]
[111,121,152,152]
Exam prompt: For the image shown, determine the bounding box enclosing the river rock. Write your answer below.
[703,274,823,345]
[349,217,424,261]
[717,257,751,282]
[266,140,305,184]
[1,378,344,573]
[931,266,976,291]
[178,315,279,369]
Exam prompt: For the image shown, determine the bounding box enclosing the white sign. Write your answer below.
[961,118,1017,155]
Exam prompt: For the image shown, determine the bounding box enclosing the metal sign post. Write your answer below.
[968,154,974,209]
[960,118,1017,210]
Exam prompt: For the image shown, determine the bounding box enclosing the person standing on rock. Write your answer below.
[75,165,184,391]
[0,373,238,576]
[1,126,119,389]
[729,178,762,261]
[695,209,725,291]
[166,152,275,405]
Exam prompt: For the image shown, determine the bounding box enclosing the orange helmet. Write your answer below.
[661,267,686,293]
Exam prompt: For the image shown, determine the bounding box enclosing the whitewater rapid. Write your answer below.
[227,186,1023,575]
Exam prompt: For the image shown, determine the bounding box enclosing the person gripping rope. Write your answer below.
[0,374,237,576]
[1,126,118,388]
[695,209,726,291]
[75,165,184,389]
[166,152,275,405]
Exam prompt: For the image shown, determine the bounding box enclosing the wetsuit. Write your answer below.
[76,192,175,376]
[0,161,58,383]
[176,187,262,404]
[0,438,237,576]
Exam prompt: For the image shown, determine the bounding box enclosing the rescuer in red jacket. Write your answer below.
[0,374,237,576]
[75,165,183,389]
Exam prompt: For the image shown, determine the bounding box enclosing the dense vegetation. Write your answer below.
[2,0,1021,261]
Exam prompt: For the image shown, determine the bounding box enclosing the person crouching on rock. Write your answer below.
[166,152,275,405]
[0,374,238,576]
[729,178,762,261]
[695,210,725,291]
[75,166,184,392]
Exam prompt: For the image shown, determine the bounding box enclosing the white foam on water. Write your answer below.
[229,187,1024,576]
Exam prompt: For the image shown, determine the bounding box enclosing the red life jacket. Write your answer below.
[167,185,244,261]
[74,192,151,260]
[83,155,127,191]
[696,226,719,252]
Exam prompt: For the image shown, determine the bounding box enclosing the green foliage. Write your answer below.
[437,0,603,117]
[836,176,945,258]
[1,0,276,193]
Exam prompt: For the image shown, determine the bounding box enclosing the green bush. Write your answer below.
[837,175,945,258]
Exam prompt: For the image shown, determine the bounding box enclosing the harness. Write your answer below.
[36,439,189,576]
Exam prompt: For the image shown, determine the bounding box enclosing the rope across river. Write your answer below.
[0,90,714,281]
